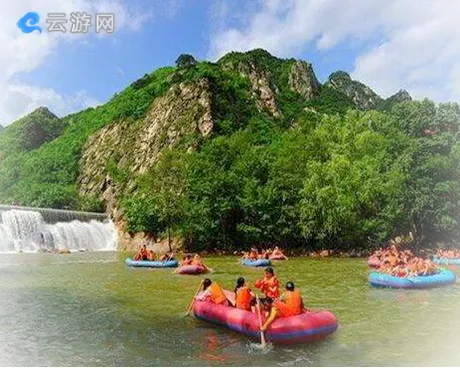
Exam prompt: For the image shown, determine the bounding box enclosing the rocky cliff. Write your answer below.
[326,71,383,110]
[78,78,214,218]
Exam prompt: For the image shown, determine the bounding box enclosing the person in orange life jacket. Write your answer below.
[255,267,280,299]
[196,278,228,305]
[233,277,255,311]
[134,245,149,261]
[260,281,305,332]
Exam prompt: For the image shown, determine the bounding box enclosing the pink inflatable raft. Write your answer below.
[193,292,338,344]
[177,265,207,275]
[367,257,381,268]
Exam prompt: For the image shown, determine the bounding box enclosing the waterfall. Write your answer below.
[0,209,117,253]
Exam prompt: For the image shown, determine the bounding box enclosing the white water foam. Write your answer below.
[0,210,117,253]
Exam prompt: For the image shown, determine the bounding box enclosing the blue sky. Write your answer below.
[16,0,359,105]
[1,0,459,124]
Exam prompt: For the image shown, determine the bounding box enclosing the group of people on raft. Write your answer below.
[133,245,175,262]
[370,244,438,277]
[436,249,460,259]
[176,253,214,273]
[241,246,288,261]
[195,267,306,331]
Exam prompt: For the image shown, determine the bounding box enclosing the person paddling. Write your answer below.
[255,267,280,300]
[260,281,305,332]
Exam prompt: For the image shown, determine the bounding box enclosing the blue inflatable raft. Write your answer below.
[433,257,460,265]
[368,269,456,289]
[241,258,271,267]
[125,258,178,268]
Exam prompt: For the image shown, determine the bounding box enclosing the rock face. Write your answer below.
[387,89,412,103]
[117,220,183,252]
[78,79,214,216]
[327,71,383,110]
[288,60,320,101]
[223,60,282,117]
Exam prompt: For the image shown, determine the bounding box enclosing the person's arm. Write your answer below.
[196,289,211,301]
[203,263,214,273]
[261,307,278,332]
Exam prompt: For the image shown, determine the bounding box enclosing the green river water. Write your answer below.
[1,252,460,366]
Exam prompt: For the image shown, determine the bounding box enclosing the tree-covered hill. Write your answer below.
[0,49,458,251]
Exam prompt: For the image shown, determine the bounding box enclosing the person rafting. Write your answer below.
[192,254,214,272]
[271,246,288,260]
[160,251,174,262]
[260,281,305,332]
[180,254,192,266]
[248,248,258,261]
[255,267,280,300]
[234,277,255,311]
[134,245,149,261]
[196,278,228,305]
[147,250,156,261]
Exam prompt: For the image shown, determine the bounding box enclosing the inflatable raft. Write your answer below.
[368,269,456,289]
[125,258,178,268]
[241,259,271,267]
[177,265,207,275]
[193,298,338,344]
[433,257,460,265]
[367,257,381,268]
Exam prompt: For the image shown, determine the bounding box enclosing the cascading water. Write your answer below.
[0,210,117,253]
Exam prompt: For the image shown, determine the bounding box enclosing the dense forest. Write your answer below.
[0,49,458,252]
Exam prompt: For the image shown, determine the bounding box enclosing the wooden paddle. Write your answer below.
[255,295,267,348]
[184,280,203,317]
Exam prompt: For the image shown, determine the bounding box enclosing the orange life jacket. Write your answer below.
[255,276,280,299]
[235,287,252,310]
[274,289,302,317]
[285,290,302,315]
[139,249,148,260]
[210,283,227,304]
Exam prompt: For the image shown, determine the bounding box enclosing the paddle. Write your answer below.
[184,280,203,317]
[255,295,267,348]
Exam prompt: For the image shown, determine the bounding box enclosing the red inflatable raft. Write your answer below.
[177,265,207,275]
[193,298,338,344]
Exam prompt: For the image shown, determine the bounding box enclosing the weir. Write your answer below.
[0,206,117,253]
[0,205,108,224]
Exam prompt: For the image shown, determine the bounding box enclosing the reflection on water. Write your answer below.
[0,253,460,366]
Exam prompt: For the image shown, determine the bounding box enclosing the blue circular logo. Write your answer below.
[17,12,42,34]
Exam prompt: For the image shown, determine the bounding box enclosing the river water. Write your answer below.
[0,252,459,366]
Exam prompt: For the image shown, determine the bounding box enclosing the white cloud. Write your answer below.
[209,0,460,102]
[0,0,151,125]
